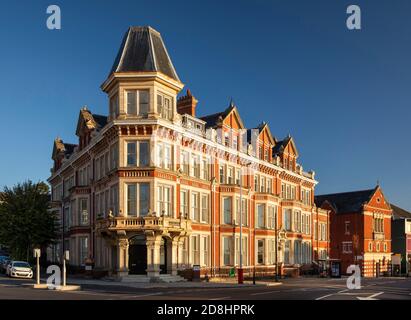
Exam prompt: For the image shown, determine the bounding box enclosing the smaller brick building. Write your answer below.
[315,186,392,277]
[391,204,411,274]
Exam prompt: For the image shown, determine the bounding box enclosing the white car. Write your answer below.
[6,261,33,279]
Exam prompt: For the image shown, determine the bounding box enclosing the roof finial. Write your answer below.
[229,97,235,108]
[377,179,380,187]
[186,88,192,97]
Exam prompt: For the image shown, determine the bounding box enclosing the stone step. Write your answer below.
[119,274,187,283]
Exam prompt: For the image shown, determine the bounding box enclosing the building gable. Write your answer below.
[222,106,245,130]
[258,123,276,146]
[365,186,392,213]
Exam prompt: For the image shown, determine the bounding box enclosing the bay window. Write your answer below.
[223,197,232,224]
[126,141,150,167]
[257,240,264,265]
[79,198,89,225]
[223,236,233,266]
[201,194,209,223]
[126,183,150,217]
[191,192,199,221]
[191,235,200,265]
[126,90,149,116]
[157,143,172,169]
[257,204,265,228]
[284,209,292,231]
[180,190,188,217]
[157,93,173,120]
[157,185,172,216]
[267,206,277,229]
[79,237,88,266]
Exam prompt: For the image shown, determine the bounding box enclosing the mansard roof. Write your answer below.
[314,187,378,214]
[109,26,180,82]
[390,204,411,220]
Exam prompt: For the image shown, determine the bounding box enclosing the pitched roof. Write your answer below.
[272,135,295,156]
[76,107,107,136]
[200,104,235,128]
[52,138,77,160]
[314,187,377,214]
[246,122,276,144]
[390,204,411,220]
[63,143,77,157]
[110,26,180,82]
[92,114,108,129]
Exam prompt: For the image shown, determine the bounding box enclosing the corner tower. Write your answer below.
[101,26,184,122]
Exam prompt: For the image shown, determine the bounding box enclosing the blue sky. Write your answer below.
[0,0,410,209]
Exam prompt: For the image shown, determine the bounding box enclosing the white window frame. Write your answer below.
[157,185,172,217]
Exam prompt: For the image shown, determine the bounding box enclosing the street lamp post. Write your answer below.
[275,208,279,282]
[238,161,251,285]
[238,168,244,284]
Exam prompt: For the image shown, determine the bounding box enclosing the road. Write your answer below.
[0,274,410,300]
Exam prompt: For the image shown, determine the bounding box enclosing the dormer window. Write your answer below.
[126,90,149,116]
[233,135,238,150]
[157,93,173,120]
[224,133,230,147]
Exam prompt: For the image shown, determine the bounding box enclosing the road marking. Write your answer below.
[315,289,348,300]
[357,292,384,300]
[209,296,231,300]
[250,290,281,296]
[125,292,165,298]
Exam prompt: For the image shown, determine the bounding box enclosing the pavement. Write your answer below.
[0,273,410,300]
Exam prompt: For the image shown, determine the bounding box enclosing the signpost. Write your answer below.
[33,248,41,285]
[63,250,69,287]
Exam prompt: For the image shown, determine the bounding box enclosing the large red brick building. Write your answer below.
[315,186,392,277]
[47,26,329,281]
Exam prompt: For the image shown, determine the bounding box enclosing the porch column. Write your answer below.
[171,239,179,275]
[177,239,185,269]
[117,238,129,277]
[146,239,161,277]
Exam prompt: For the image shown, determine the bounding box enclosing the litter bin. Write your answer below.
[229,267,236,278]
[192,265,201,282]
[85,258,94,276]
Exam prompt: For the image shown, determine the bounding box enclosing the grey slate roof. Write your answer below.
[272,136,292,156]
[390,204,411,220]
[63,143,77,157]
[93,114,108,129]
[314,188,377,214]
[200,104,235,128]
[110,26,180,82]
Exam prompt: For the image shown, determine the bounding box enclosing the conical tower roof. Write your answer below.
[109,26,180,81]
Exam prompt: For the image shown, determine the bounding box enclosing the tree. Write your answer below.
[0,180,59,261]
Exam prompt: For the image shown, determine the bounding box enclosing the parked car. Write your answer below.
[6,261,33,279]
[0,256,10,274]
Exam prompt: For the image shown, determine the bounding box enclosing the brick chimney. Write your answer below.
[177,89,198,117]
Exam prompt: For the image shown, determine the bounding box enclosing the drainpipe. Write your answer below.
[211,176,216,278]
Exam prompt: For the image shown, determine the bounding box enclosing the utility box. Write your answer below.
[192,265,201,282]
[330,261,341,278]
